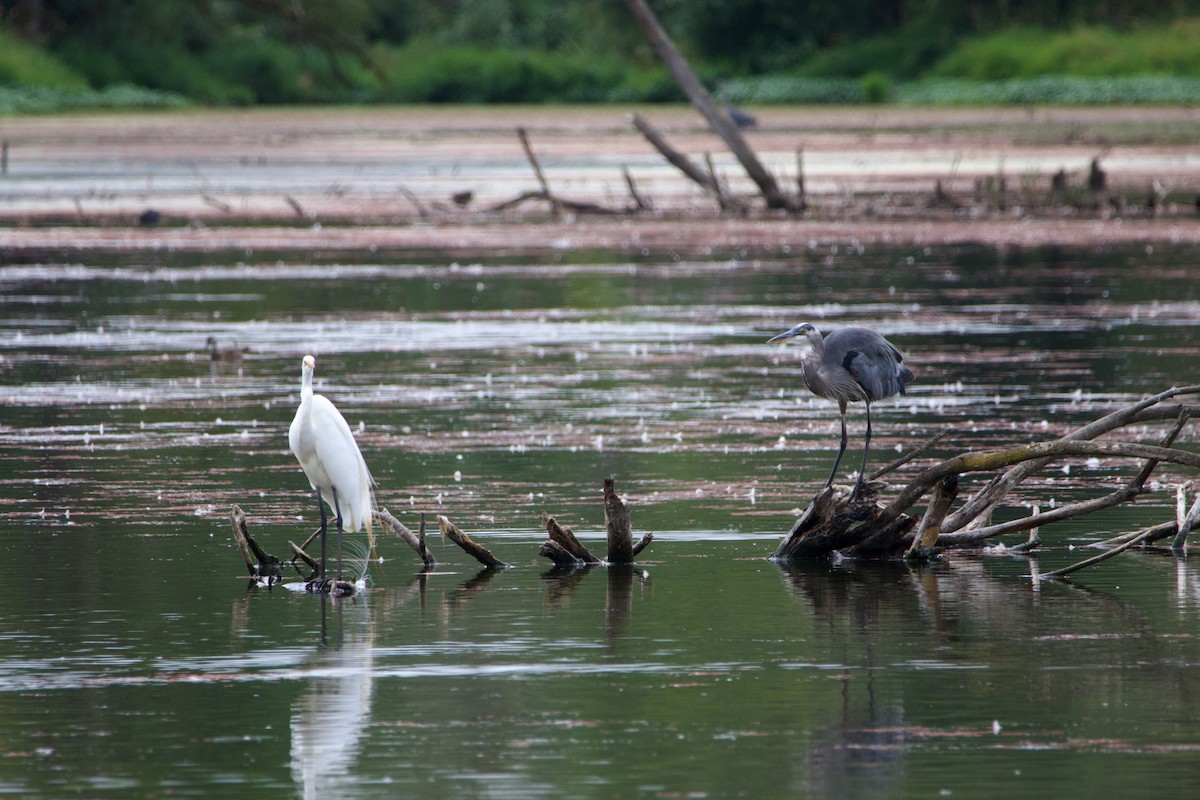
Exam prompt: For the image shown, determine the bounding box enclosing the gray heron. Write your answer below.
[768,322,914,498]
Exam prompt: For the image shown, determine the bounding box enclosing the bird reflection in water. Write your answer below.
[290,596,375,800]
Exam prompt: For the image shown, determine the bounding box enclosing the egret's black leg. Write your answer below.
[826,402,849,488]
[316,487,327,581]
[851,401,873,500]
[332,488,344,582]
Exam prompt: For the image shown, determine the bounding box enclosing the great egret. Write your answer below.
[767,323,914,498]
[289,355,375,582]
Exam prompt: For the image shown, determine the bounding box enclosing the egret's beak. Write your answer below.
[767,326,802,345]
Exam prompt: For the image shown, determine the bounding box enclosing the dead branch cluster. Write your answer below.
[232,477,654,590]
[771,385,1200,580]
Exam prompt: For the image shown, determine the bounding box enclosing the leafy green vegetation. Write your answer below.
[929,21,1200,79]
[0,84,189,114]
[373,42,666,103]
[0,28,87,88]
[898,75,1200,105]
[3,2,1200,110]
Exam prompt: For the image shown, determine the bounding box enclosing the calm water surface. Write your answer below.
[2,241,1200,798]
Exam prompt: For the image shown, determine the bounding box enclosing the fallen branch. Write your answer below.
[377,508,438,570]
[941,387,1200,533]
[487,190,618,215]
[870,429,949,482]
[539,539,586,569]
[906,474,957,559]
[437,515,509,569]
[507,129,622,216]
[622,0,798,210]
[541,513,601,564]
[1039,527,1158,580]
[289,539,319,574]
[623,167,650,211]
[518,127,557,216]
[631,113,735,208]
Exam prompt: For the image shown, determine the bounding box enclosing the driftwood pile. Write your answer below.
[770,385,1200,579]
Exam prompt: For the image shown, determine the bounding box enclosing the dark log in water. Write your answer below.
[539,539,586,568]
[229,505,283,586]
[541,513,600,565]
[437,515,509,569]
[603,477,634,563]
[603,477,653,563]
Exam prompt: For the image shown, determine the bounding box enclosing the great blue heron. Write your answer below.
[289,355,376,582]
[767,323,914,498]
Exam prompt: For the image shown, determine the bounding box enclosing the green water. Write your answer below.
[1,242,1199,797]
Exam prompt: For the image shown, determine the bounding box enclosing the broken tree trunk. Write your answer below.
[603,477,653,563]
[770,386,1200,564]
[621,0,799,211]
[230,505,283,585]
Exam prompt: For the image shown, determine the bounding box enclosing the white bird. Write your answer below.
[289,355,375,582]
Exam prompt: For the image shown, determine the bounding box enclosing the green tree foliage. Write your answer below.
[1,0,1200,105]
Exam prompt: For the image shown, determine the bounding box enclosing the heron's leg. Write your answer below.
[826,402,849,488]
[851,401,873,500]
[332,488,344,582]
[316,487,327,581]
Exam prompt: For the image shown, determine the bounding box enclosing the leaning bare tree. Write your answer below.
[622,0,802,212]
[771,386,1200,572]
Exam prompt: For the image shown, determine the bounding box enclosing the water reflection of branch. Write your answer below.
[803,671,907,799]
[541,566,591,606]
[540,565,648,638]
[444,567,505,612]
[779,556,1152,638]
[605,566,638,638]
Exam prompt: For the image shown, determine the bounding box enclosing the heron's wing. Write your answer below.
[834,330,913,399]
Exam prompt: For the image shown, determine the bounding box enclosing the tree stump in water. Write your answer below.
[230,505,283,586]
[769,484,917,562]
[539,478,654,568]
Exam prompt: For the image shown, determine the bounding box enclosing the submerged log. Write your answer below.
[771,386,1200,565]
